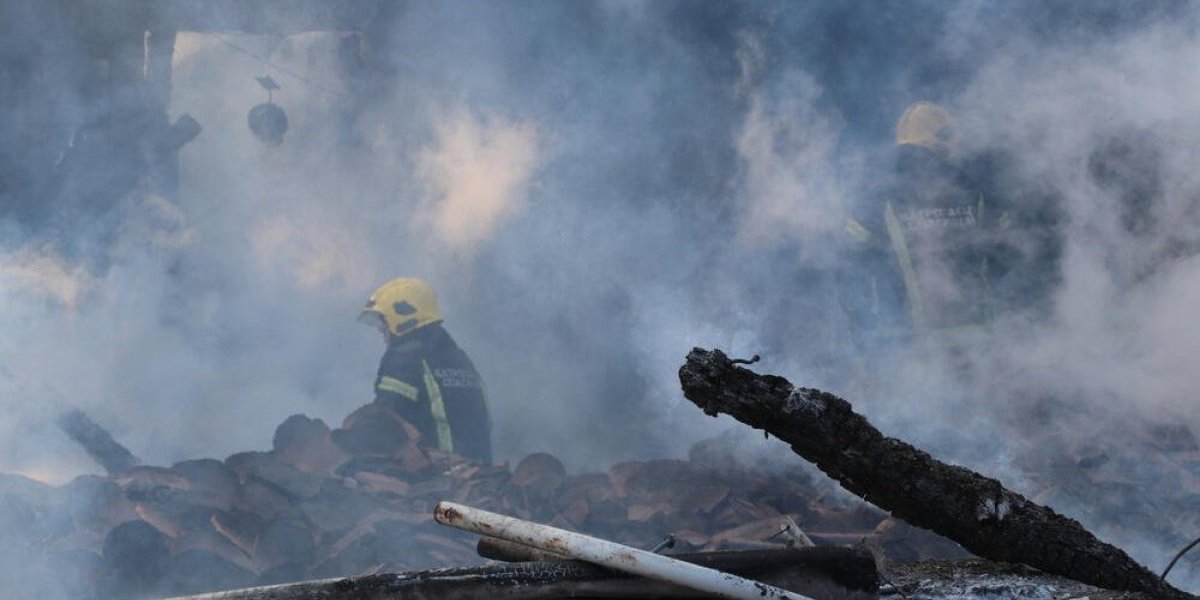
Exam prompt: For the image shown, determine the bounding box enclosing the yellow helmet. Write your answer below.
[895,101,959,155]
[359,278,442,338]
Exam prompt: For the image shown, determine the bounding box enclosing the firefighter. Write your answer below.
[839,101,1016,355]
[359,277,492,464]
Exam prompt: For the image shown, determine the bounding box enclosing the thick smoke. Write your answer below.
[414,108,542,257]
[4,0,1200,593]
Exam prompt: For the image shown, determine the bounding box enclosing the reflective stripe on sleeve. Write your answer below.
[378,376,420,401]
[422,360,454,453]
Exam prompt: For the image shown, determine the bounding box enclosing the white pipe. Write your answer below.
[434,501,816,600]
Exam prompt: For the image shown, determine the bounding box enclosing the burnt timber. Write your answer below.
[678,347,1192,599]
[56,409,141,476]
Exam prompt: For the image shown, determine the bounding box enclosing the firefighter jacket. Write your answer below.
[373,322,492,464]
[839,146,1020,350]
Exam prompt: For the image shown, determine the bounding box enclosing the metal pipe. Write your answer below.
[434,501,817,600]
[477,535,569,563]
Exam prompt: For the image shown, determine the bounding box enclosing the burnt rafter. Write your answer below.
[678,347,1193,599]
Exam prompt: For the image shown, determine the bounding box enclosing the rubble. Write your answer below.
[15,349,1196,598]
[16,399,962,598]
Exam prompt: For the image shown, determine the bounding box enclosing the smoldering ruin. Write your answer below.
[4,1,1200,598]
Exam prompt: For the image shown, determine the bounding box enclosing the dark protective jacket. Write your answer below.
[839,146,1047,351]
[373,322,492,464]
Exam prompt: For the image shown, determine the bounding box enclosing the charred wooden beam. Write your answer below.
[56,409,140,475]
[678,347,1191,599]
[163,547,876,600]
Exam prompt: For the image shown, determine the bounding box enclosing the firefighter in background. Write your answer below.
[839,101,1019,358]
[359,277,493,464]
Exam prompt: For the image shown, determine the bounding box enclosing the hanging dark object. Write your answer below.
[248,75,288,146]
[248,103,288,146]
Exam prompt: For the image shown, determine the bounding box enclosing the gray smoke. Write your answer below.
[4,0,1200,594]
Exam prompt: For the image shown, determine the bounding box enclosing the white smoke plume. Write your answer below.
[414,109,542,257]
[733,33,842,251]
[0,246,93,309]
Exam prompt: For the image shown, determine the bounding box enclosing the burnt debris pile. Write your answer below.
[1,399,958,599]
[4,348,1199,598]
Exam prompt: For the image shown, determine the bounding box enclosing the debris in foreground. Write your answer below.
[887,559,1163,599]
[161,549,1168,600]
[678,347,1192,599]
[162,503,877,600]
[14,396,966,598]
[435,500,819,600]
